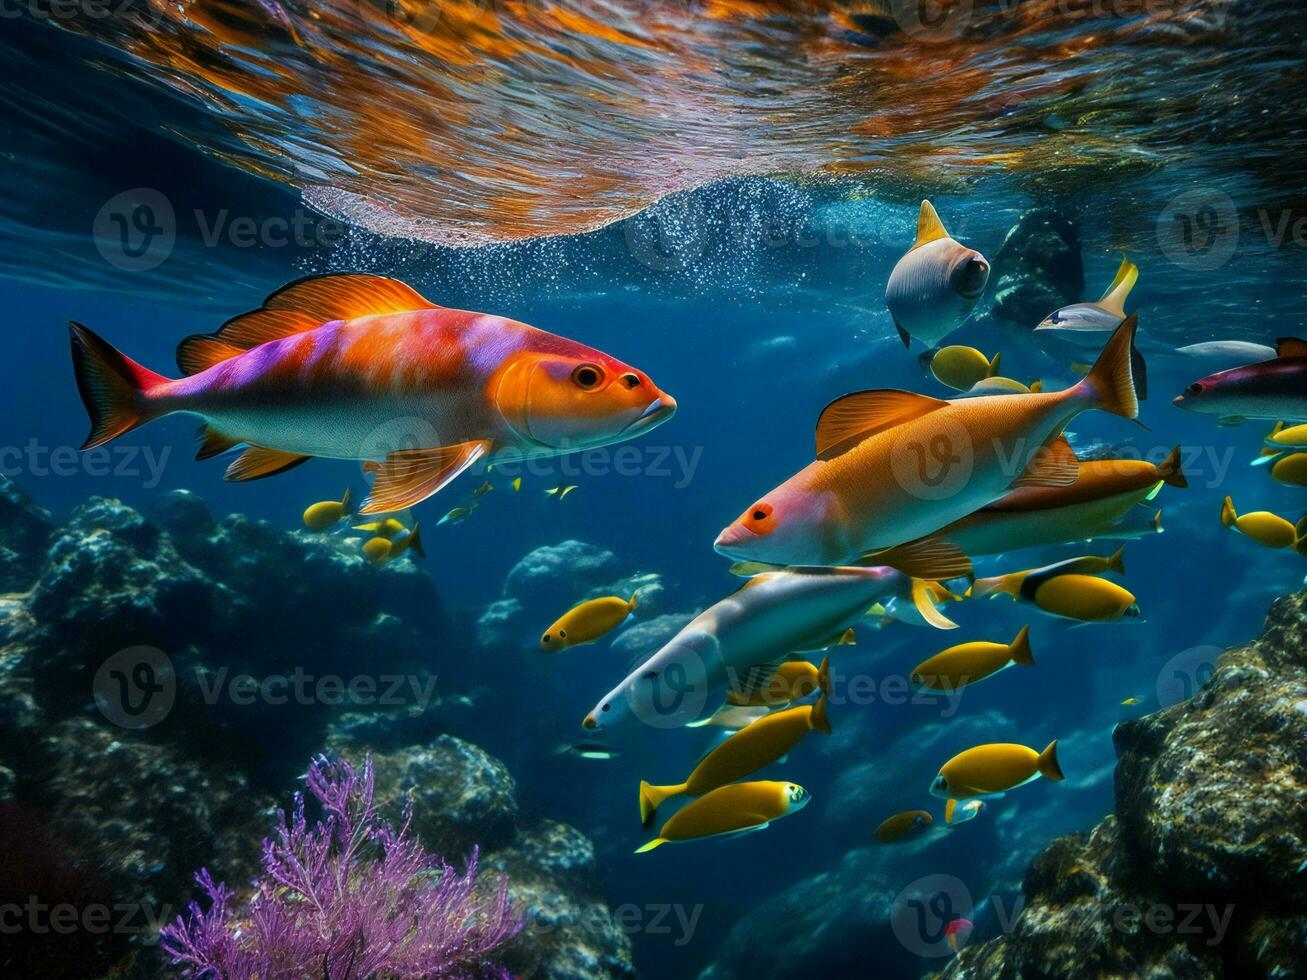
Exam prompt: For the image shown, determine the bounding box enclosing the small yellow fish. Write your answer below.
[1121,697,1141,706]
[969,547,1126,600]
[1221,496,1298,549]
[473,481,494,496]
[512,477,522,492]
[1270,453,1307,487]
[944,798,984,826]
[931,741,1063,799]
[438,506,474,526]
[635,780,811,852]
[874,810,933,843]
[910,626,1033,692]
[546,485,578,499]
[965,376,1041,396]
[387,523,424,560]
[362,536,392,565]
[925,346,1001,392]
[1267,421,1307,448]
[353,517,407,539]
[727,659,825,707]
[640,663,829,827]
[302,487,351,530]
[1019,574,1139,622]
[541,594,638,651]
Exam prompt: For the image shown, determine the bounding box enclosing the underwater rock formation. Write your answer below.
[934,586,1307,979]
[0,482,635,979]
[0,474,54,592]
[987,210,1084,330]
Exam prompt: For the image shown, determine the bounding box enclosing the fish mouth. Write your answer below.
[622,395,677,434]
[1172,395,1188,409]
[581,712,599,731]
[712,524,753,557]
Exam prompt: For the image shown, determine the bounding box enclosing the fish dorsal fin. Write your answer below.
[1011,435,1081,489]
[911,200,951,252]
[177,336,248,376]
[816,390,950,461]
[178,275,436,372]
[1097,256,1138,317]
[1275,337,1307,359]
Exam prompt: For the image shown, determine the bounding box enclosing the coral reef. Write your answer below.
[934,586,1307,979]
[0,483,634,978]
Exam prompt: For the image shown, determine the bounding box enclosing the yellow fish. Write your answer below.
[727,659,825,707]
[302,487,351,530]
[924,346,1001,392]
[473,481,494,496]
[1270,453,1307,487]
[353,517,407,539]
[541,594,638,651]
[387,523,424,560]
[361,536,392,565]
[944,798,984,826]
[1220,496,1298,549]
[874,809,933,843]
[1121,696,1141,706]
[639,668,830,828]
[512,476,522,492]
[910,626,1033,692]
[1016,573,1139,622]
[931,741,1063,799]
[438,505,474,526]
[1266,421,1307,448]
[969,546,1126,600]
[635,780,811,852]
[964,376,1042,396]
[546,484,578,499]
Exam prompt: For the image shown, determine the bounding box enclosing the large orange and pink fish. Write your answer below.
[69,274,676,512]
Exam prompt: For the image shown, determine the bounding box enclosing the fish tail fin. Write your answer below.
[1158,446,1188,488]
[1077,313,1142,419]
[1010,625,1034,667]
[407,522,425,559]
[810,688,832,735]
[970,575,1018,600]
[1098,255,1138,317]
[817,655,831,698]
[341,486,352,512]
[634,837,669,854]
[1107,545,1126,575]
[1038,740,1064,782]
[629,592,639,611]
[1296,517,1307,555]
[987,352,1001,378]
[912,579,959,630]
[638,781,685,829]
[1221,496,1238,528]
[69,322,170,449]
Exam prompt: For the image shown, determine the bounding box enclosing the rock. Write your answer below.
[987,209,1083,330]
[0,475,54,593]
[478,597,524,648]
[934,587,1307,979]
[503,540,621,609]
[609,610,696,661]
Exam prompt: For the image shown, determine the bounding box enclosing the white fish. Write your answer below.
[885,201,990,349]
[582,565,956,732]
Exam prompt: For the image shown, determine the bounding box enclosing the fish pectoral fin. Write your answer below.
[910,578,960,630]
[731,663,781,701]
[729,560,784,577]
[1011,435,1080,489]
[894,319,912,349]
[815,389,950,460]
[861,536,972,581]
[196,424,242,461]
[224,446,312,482]
[361,440,491,514]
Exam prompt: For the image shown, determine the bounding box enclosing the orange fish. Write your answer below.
[715,316,1144,568]
[69,274,675,513]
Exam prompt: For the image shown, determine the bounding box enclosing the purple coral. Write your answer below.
[161,755,522,979]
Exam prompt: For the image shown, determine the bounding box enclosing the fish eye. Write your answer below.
[572,364,604,390]
[601,703,611,713]
[559,629,567,638]
[744,502,775,534]
[1188,382,1203,394]
[542,634,552,643]
[621,372,640,389]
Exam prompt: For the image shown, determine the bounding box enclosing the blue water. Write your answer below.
[4,6,1307,979]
